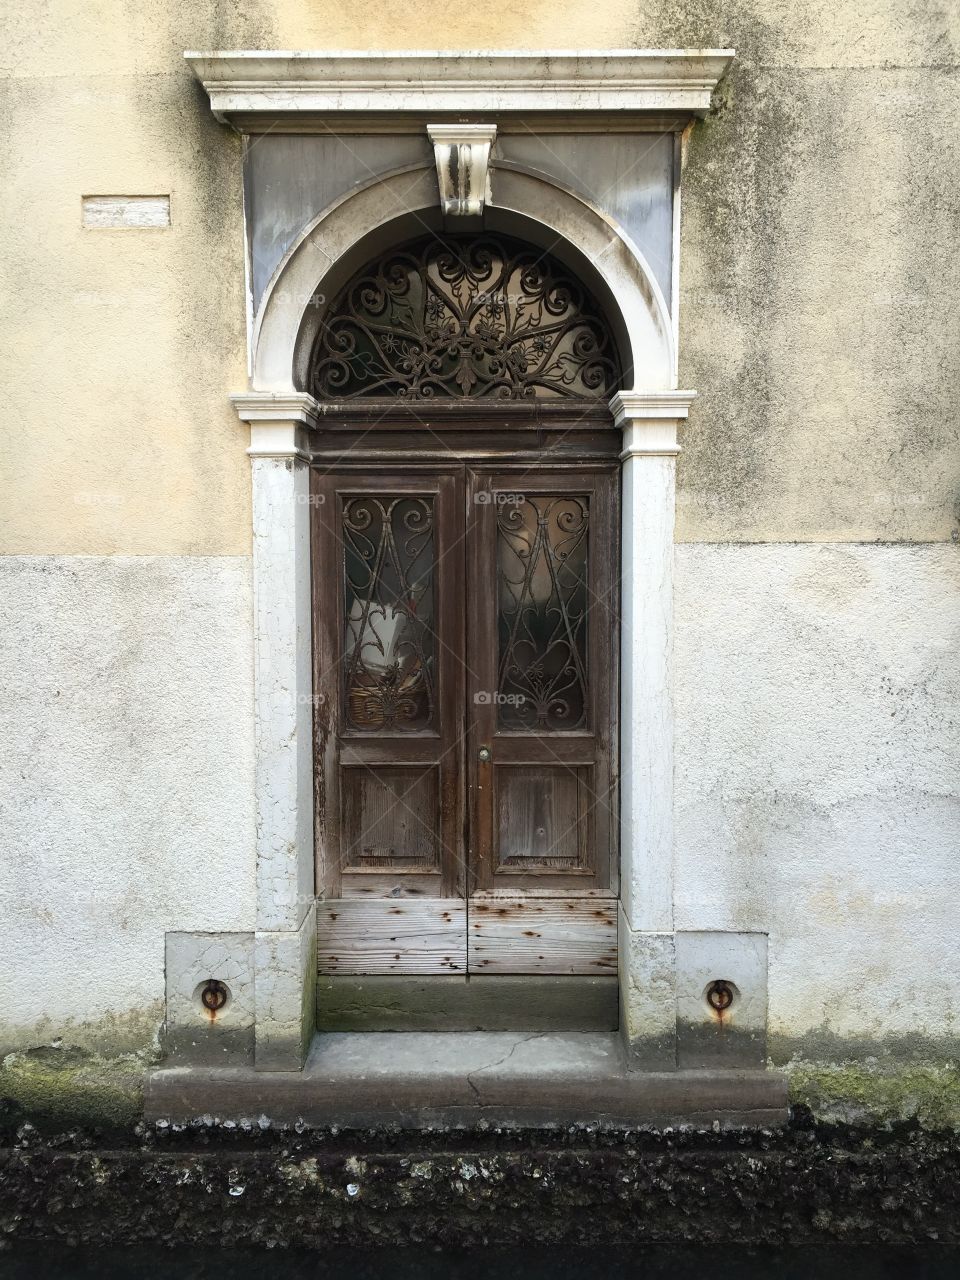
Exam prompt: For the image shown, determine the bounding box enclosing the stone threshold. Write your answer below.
[146,1032,788,1129]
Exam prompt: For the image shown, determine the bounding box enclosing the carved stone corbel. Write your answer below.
[426,123,497,217]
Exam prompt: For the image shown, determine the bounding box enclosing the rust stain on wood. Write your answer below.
[317,898,467,975]
[468,897,617,975]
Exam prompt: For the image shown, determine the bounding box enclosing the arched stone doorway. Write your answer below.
[302,231,623,1022]
[147,51,789,1126]
[233,169,695,1063]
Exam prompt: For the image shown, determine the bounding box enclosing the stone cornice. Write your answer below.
[231,392,320,421]
[185,50,735,128]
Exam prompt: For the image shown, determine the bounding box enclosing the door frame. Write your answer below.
[231,384,696,1066]
[233,383,695,1067]
[220,153,701,1065]
[307,411,622,992]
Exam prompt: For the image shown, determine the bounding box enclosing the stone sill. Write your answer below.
[146,1032,787,1130]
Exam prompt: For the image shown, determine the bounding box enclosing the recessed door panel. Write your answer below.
[340,766,440,871]
[496,765,586,870]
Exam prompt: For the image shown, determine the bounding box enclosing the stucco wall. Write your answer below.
[675,543,960,1055]
[0,557,255,1053]
[1,0,958,1060]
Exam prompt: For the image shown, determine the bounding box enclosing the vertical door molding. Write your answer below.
[612,389,697,1067]
[234,393,319,1069]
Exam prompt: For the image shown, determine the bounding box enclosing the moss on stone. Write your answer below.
[5,1039,960,1134]
[788,1060,960,1129]
[0,1044,148,1134]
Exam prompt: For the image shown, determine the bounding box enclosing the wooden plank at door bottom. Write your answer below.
[317,899,466,975]
[469,899,618,975]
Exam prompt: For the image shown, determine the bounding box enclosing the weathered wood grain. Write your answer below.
[469,898,617,974]
[340,870,441,898]
[340,765,439,870]
[317,898,467,974]
[497,766,582,868]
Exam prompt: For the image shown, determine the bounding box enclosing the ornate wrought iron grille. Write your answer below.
[497,495,589,730]
[342,495,436,731]
[310,234,621,400]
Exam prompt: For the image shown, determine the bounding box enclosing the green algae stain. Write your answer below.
[5,1041,960,1135]
[788,1061,960,1129]
[0,1045,148,1133]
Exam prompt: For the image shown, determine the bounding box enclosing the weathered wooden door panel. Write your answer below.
[312,470,466,971]
[463,467,619,974]
[466,469,619,904]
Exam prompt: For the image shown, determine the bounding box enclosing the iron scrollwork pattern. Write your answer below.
[310,235,620,400]
[342,495,436,731]
[497,495,589,730]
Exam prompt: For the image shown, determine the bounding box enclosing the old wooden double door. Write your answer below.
[312,462,619,978]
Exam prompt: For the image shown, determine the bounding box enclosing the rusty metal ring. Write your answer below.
[706,979,734,1013]
[201,979,228,1012]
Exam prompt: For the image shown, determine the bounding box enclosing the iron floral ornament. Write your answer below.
[309,235,621,400]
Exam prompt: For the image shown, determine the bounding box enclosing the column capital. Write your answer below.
[231,392,320,459]
[610,390,698,459]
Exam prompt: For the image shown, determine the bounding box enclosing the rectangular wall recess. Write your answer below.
[82,195,171,228]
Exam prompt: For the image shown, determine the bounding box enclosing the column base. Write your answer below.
[618,912,771,1072]
[254,906,317,1071]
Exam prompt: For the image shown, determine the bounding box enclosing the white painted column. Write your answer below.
[612,390,696,1067]
[233,393,319,1070]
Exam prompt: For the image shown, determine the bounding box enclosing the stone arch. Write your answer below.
[250,163,675,395]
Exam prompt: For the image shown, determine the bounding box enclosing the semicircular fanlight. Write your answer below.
[309,234,622,401]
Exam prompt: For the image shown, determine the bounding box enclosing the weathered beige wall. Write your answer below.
[0,32,248,554]
[660,0,960,542]
[1,0,957,551]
